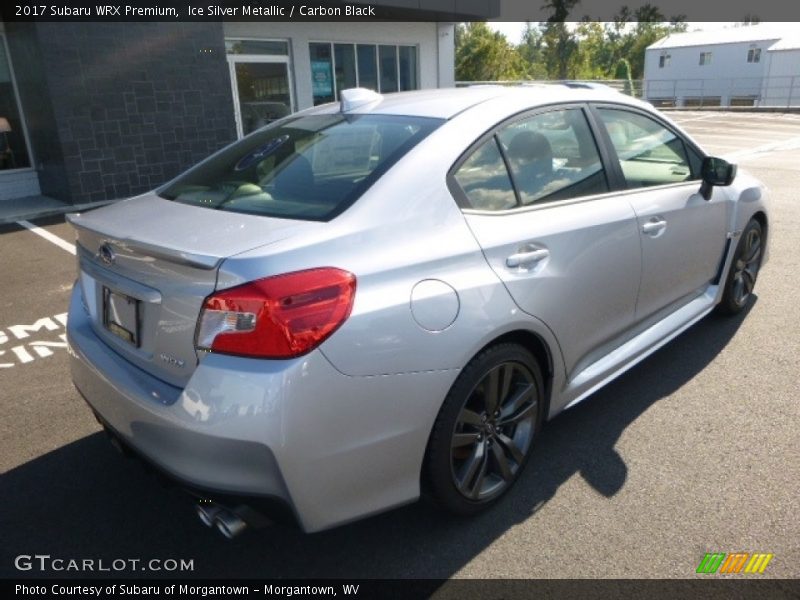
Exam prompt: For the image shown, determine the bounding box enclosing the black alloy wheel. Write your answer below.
[425,344,544,515]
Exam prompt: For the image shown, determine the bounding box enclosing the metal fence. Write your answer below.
[456,76,800,108]
[643,76,800,108]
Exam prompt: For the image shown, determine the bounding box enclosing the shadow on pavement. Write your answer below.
[0,302,753,579]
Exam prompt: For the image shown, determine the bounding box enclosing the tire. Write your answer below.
[717,219,764,315]
[423,343,544,515]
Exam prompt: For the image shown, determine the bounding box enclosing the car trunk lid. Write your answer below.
[68,193,320,388]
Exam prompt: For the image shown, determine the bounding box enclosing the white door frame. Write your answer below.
[227,53,296,139]
[1,33,36,173]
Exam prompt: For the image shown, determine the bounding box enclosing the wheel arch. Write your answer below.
[420,329,555,508]
[466,329,555,423]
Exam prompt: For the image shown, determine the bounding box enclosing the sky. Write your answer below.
[487,22,795,44]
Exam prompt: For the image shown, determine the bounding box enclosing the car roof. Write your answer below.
[303,84,646,120]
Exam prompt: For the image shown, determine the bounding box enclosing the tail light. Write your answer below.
[196,268,356,359]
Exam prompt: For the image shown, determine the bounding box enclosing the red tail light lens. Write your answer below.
[196,268,356,358]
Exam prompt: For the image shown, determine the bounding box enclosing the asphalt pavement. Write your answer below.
[0,113,798,580]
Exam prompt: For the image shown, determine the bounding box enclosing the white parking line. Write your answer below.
[671,114,719,124]
[723,135,800,161]
[16,220,76,256]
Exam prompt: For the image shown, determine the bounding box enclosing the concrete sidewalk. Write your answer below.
[0,195,114,225]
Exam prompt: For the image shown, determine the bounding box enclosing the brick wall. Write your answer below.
[7,22,237,204]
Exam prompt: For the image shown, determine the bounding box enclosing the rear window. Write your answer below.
[159,114,442,220]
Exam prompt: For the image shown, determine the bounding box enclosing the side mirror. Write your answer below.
[699,156,737,200]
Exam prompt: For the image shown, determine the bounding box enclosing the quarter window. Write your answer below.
[596,108,697,188]
[454,138,517,211]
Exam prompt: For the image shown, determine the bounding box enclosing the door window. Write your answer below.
[496,108,609,206]
[596,108,697,188]
[454,108,610,211]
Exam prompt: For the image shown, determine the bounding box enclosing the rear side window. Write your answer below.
[453,107,609,211]
[159,114,442,221]
[596,108,695,188]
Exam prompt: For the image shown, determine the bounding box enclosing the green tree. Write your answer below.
[540,0,581,79]
[612,5,688,79]
[572,20,613,79]
[455,10,688,85]
[518,22,548,79]
[455,22,527,82]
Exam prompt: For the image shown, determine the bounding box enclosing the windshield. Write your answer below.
[159,114,443,221]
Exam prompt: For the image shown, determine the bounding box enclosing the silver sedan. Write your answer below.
[66,85,769,536]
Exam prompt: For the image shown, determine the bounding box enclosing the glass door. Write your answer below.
[0,34,32,170]
[228,56,295,138]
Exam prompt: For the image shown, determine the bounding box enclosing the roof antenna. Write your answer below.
[340,88,383,113]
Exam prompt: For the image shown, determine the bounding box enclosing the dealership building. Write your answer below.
[0,2,497,209]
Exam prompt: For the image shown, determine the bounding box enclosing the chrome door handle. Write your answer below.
[506,248,550,268]
[642,219,667,235]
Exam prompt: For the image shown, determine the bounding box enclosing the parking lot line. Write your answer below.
[723,135,800,161]
[16,220,76,255]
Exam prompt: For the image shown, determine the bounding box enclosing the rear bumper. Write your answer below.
[66,284,457,532]
[67,283,293,501]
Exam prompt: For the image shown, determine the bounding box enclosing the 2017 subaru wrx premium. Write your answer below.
[66,86,769,536]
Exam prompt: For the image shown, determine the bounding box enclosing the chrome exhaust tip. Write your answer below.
[196,503,222,527]
[214,511,248,539]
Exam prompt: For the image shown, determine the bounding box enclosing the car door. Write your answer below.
[591,105,729,322]
[452,105,642,380]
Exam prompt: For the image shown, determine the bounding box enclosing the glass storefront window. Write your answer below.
[309,43,335,106]
[356,45,378,92]
[399,46,417,92]
[334,44,357,95]
[0,36,31,170]
[310,42,419,106]
[379,46,398,93]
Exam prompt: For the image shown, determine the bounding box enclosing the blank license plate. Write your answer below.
[103,287,140,347]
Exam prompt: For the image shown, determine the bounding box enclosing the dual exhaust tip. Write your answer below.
[196,502,248,539]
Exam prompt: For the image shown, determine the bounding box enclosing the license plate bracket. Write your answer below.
[103,287,140,347]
